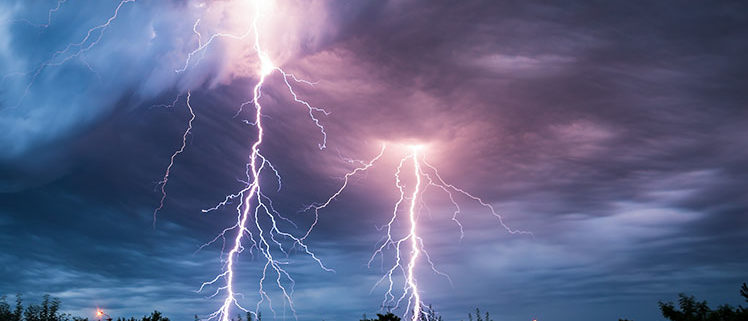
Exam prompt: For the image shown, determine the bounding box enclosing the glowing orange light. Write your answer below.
[96,310,103,317]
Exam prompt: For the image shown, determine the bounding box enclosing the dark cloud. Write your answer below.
[1,1,747,321]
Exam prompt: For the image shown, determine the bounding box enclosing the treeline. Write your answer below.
[108,311,169,321]
[3,283,747,321]
[617,283,748,321]
[360,307,491,321]
[653,283,748,321]
[359,284,748,321]
[0,294,82,321]
[0,295,169,321]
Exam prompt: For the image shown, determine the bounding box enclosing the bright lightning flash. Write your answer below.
[364,144,531,321]
[166,1,333,321]
[301,142,530,321]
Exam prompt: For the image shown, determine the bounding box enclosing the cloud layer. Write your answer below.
[1,1,747,321]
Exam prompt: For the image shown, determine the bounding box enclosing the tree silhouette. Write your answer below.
[659,283,748,321]
[228,311,257,321]
[0,296,14,321]
[15,296,24,321]
[360,312,401,321]
[1,295,70,321]
[462,307,493,321]
[140,311,168,321]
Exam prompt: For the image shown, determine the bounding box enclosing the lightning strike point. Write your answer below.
[259,54,276,77]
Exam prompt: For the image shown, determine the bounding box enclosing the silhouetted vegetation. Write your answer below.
[5,284,748,321]
[360,312,401,321]
[0,295,170,321]
[0,295,72,321]
[463,308,492,321]
[111,311,170,321]
[657,283,748,321]
[225,312,256,321]
[360,304,446,321]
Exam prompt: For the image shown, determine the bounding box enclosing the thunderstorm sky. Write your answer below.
[1,1,747,321]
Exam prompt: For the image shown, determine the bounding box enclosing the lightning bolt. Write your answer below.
[152,91,194,227]
[403,148,424,321]
[11,0,68,29]
[362,145,532,321]
[367,147,428,321]
[294,142,530,321]
[2,0,136,108]
[171,1,333,320]
[300,144,387,241]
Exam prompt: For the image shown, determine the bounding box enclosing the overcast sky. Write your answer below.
[1,1,747,321]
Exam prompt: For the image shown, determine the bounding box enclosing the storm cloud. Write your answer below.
[1,1,747,321]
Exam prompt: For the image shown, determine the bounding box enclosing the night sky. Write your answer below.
[1,1,747,321]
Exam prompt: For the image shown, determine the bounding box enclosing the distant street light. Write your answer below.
[96,308,112,321]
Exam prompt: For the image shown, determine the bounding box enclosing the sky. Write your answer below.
[1,1,747,321]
